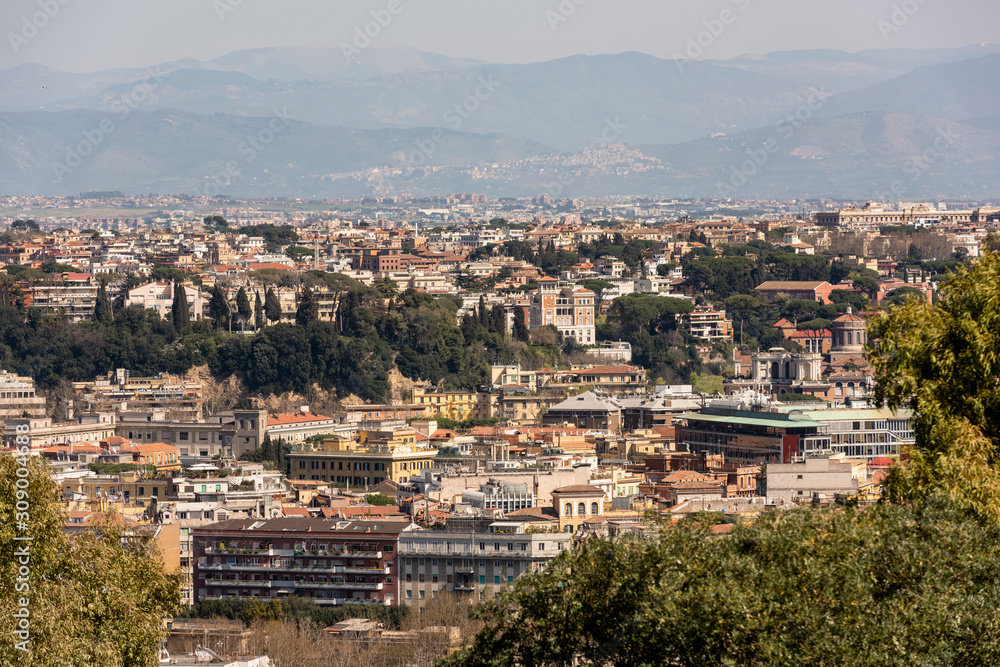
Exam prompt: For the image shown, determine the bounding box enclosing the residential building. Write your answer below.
[131,442,182,472]
[542,391,621,431]
[411,388,492,421]
[3,413,117,452]
[193,518,414,607]
[125,281,204,321]
[552,485,606,533]
[25,276,98,322]
[266,409,339,443]
[681,305,733,342]
[287,434,439,486]
[398,518,572,607]
[589,341,633,363]
[766,453,865,503]
[755,281,834,304]
[0,370,47,419]
[529,278,596,344]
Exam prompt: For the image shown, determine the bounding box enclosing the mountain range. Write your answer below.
[2,46,999,200]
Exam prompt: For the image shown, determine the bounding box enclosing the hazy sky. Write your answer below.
[3,0,998,72]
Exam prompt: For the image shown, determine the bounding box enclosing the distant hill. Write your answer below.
[637,112,1000,199]
[5,52,817,150]
[0,109,553,197]
[3,47,1000,200]
[818,54,1000,122]
[711,44,1000,91]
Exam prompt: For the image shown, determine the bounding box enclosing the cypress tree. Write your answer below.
[171,282,191,333]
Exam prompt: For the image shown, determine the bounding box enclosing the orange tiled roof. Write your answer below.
[267,412,333,426]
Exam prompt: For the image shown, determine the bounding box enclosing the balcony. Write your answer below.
[205,547,276,556]
[454,584,475,592]
[335,565,390,575]
[454,566,474,574]
[297,581,384,591]
[204,579,272,588]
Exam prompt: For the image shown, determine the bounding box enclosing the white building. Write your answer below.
[126,282,204,321]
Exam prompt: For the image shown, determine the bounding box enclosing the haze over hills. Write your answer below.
[711,43,1000,90]
[2,46,1000,200]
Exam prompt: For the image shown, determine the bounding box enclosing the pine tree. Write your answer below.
[254,292,264,330]
[171,282,191,333]
[265,287,281,323]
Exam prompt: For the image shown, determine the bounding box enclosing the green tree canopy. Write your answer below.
[1,456,180,666]
[870,244,1000,523]
[442,499,1000,667]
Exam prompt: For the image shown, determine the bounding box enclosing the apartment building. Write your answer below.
[411,388,493,421]
[193,518,414,607]
[25,276,98,322]
[529,278,596,344]
[681,305,734,342]
[266,409,339,443]
[125,281,204,321]
[0,370,47,419]
[398,518,572,607]
[287,434,439,486]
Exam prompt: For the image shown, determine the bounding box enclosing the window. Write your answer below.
[591,502,598,515]
[578,502,586,515]
[479,575,486,584]
[494,576,501,584]
[564,503,572,516]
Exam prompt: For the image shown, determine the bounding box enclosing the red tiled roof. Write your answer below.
[130,443,179,454]
[790,328,832,339]
[267,412,333,426]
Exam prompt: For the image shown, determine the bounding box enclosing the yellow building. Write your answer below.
[411,388,492,421]
[288,432,438,486]
[551,485,606,533]
[61,472,170,507]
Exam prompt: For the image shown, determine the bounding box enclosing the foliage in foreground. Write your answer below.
[441,499,1000,667]
[0,455,180,667]
[869,242,1000,523]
